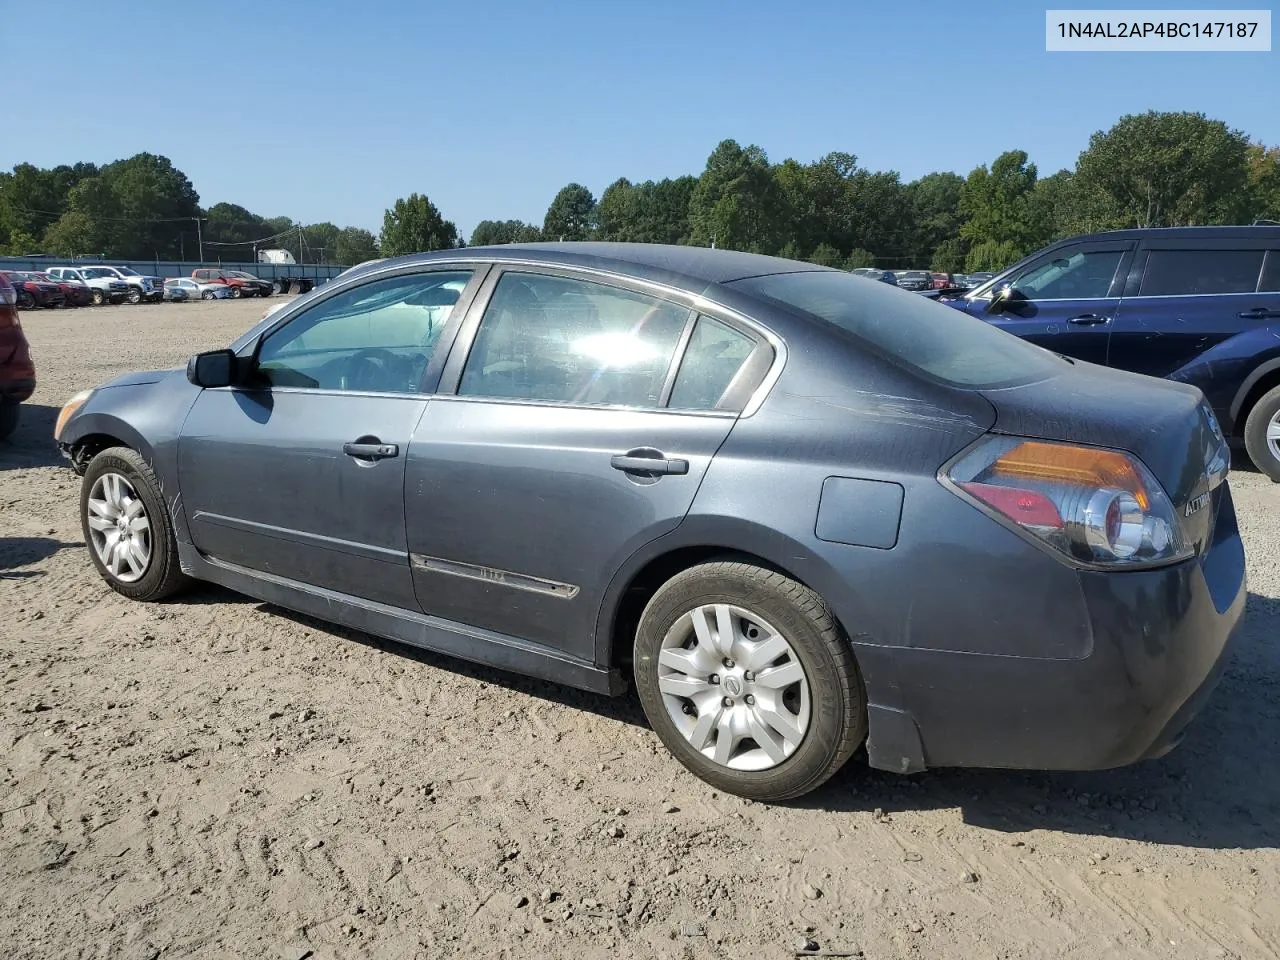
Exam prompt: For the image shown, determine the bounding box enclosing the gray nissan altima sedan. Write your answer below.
[53,243,1246,801]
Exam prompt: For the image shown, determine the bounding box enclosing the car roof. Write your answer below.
[348,242,831,292]
[1063,224,1280,242]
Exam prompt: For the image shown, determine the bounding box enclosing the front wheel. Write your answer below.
[80,447,189,601]
[1244,385,1280,482]
[91,289,104,305]
[126,287,142,304]
[201,290,215,300]
[633,561,866,802]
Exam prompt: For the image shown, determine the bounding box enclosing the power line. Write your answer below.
[7,204,200,224]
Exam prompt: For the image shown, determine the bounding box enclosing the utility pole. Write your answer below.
[193,217,205,263]
[298,225,304,264]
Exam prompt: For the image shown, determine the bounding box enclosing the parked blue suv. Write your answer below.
[938,226,1280,480]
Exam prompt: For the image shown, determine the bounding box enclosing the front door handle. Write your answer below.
[1238,307,1280,319]
[343,440,399,460]
[1066,314,1111,326]
[610,453,689,476]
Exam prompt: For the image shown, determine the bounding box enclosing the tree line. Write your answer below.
[2,112,1277,271]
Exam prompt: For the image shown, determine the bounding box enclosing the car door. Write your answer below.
[982,240,1134,365]
[176,265,486,609]
[403,268,774,662]
[1109,239,1270,378]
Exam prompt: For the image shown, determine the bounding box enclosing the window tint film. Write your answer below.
[730,270,1064,389]
[1139,249,1264,296]
[256,270,472,393]
[459,273,688,406]
[1011,249,1123,300]
[669,316,756,410]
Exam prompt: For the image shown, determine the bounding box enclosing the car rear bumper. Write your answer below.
[863,484,1247,773]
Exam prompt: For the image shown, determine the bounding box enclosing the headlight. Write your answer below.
[54,389,94,441]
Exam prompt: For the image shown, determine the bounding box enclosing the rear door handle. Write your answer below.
[1066,314,1111,326]
[1238,307,1280,319]
[343,440,399,460]
[610,454,689,476]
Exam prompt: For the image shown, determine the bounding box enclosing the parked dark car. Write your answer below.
[0,271,36,439]
[3,270,65,309]
[938,226,1280,480]
[34,271,93,307]
[53,243,1245,801]
[895,270,933,291]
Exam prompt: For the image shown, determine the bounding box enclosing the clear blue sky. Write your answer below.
[3,0,1276,239]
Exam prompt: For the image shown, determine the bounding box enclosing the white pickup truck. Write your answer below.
[90,265,165,303]
[46,266,131,305]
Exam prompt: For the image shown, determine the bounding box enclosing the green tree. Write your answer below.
[597,178,640,240]
[301,222,341,262]
[905,171,965,265]
[379,193,459,256]
[1073,111,1253,228]
[42,176,121,257]
[807,243,844,267]
[335,227,380,265]
[542,183,597,241]
[1246,143,1280,221]
[930,238,967,274]
[965,239,1021,274]
[845,248,876,269]
[97,153,201,258]
[959,150,1039,260]
[470,219,542,245]
[689,140,781,252]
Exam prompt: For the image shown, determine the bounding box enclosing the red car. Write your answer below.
[191,268,273,298]
[930,272,954,290]
[35,271,93,307]
[0,272,36,440]
[2,270,65,309]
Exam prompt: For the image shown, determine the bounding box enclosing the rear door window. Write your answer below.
[1138,249,1264,296]
[1259,251,1280,293]
[668,316,758,411]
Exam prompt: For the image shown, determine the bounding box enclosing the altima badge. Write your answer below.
[1184,492,1211,517]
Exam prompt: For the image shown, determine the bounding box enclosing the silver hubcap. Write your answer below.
[86,472,152,583]
[658,603,811,771]
[1267,411,1280,462]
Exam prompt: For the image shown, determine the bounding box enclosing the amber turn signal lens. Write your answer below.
[988,440,1150,510]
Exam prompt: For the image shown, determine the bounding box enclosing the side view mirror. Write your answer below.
[186,349,241,388]
[985,283,1025,315]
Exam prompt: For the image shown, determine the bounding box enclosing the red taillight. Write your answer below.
[957,481,1064,530]
[945,436,1190,568]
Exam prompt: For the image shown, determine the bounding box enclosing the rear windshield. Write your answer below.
[729,270,1065,389]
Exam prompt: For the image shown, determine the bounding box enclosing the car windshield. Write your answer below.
[115,267,140,276]
[228,272,255,279]
[729,269,1066,389]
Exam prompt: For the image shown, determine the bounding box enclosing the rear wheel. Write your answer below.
[0,404,19,441]
[229,285,242,298]
[1243,384,1280,482]
[80,447,189,601]
[633,561,866,802]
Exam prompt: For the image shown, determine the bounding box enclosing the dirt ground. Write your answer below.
[2,298,1279,960]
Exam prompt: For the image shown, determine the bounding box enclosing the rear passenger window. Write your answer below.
[669,317,756,410]
[1139,250,1264,296]
[458,273,689,407]
[1260,251,1280,293]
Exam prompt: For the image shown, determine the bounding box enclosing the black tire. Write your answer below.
[79,446,190,601]
[201,290,215,300]
[633,561,866,802]
[1243,384,1280,482]
[0,403,18,441]
[126,287,142,304]
[91,289,104,305]
[229,285,242,299]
